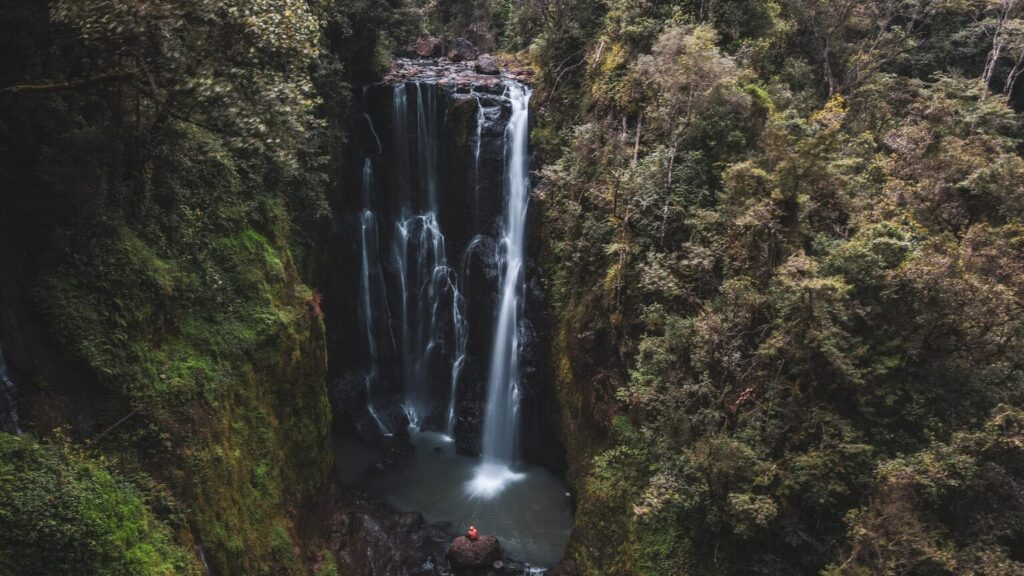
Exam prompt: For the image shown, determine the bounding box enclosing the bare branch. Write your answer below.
[0,72,134,96]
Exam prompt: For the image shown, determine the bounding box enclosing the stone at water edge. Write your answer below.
[475,54,500,75]
[413,37,444,58]
[447,37,479,62]
[446,534,502,570]
[491,559,532,575]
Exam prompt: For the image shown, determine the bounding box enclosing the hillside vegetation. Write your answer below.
[2,0,1023,575]
[513,1,1024,574]
[0,1,411,573]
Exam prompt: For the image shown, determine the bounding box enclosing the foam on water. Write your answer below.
[466,461,526,499]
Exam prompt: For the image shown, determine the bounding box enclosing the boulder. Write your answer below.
[475,54,500,75]
[413,37,443,58]
[446,535,501,570]
[447,37,478,62]
[324,488,452,576]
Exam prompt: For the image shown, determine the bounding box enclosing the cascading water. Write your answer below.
[358,158,389,434]
[415,83,439,209]
[469,84,532,498]
[334,65,571,567]
[402,212,450,425]
[447,236,483,436]
[351,78,535,465]
[395,82,462,429]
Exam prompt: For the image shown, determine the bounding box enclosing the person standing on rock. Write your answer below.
[467,525,478,540]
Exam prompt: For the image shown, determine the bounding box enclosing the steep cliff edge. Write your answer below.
[0,2,368,574]
[0,99,334,576]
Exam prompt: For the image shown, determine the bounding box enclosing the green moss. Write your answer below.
[32,121,332,575]
[0,434,201,576]
[314,552,339,576]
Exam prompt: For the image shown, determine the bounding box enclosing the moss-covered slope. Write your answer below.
[0,434,203,576]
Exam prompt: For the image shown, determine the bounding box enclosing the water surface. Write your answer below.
[334,430,573,567]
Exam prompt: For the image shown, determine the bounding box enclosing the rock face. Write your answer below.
[413,37,443,58]
[447,37,479,62]
[322,489,453,576]
[446,535,502,571]
[475,54,499,75]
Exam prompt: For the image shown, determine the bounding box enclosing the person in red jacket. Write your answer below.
[467,525,478,540]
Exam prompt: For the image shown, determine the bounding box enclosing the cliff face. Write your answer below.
[536,212,635,575]
[0,3,334,574]
[0,121,333,575]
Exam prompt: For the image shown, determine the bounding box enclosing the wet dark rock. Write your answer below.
[475,54,499,75]
[447,37,478,62]
[319,488,453,576]
[327,368,413,449]
[413,37,444,58]
[399,511,425,532]
[446,535,502,571]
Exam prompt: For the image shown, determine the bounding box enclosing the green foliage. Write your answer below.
[30,120,333,573]
[537,2,1024,574]
[51,0,322,164]
[0,0,405,572]
[0,434,201,576]
[828,407,1024,575]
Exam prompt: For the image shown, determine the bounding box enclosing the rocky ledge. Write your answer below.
[384,56,535,93]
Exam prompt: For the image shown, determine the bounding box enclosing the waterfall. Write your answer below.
[336,74,574,565]
[386,81,464,431]
[401,212,450,426]
[364,113,383,155]
[415,83,439,210]
[350,79,533,478]
[194,545,212,576]
[359,158,388,434]
[474,98,485,229]
[481,84,531,462]
[474,100,485,172]
[469,84,532,498]
[0,343,21,435]
[447,236,484,436]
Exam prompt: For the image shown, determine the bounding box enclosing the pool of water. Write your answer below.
[333,430,574,567]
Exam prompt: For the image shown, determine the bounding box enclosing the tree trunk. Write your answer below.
[660,150,676,249]
[1004,47,1024,99]
[632,112,642,166]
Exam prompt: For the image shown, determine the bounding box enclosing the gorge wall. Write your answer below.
[0,2,391,574]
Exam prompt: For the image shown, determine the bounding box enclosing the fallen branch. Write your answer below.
[0,72,134,96]
[88,409,138,445]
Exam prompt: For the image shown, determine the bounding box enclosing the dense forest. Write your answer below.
[1,0,1023,575]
